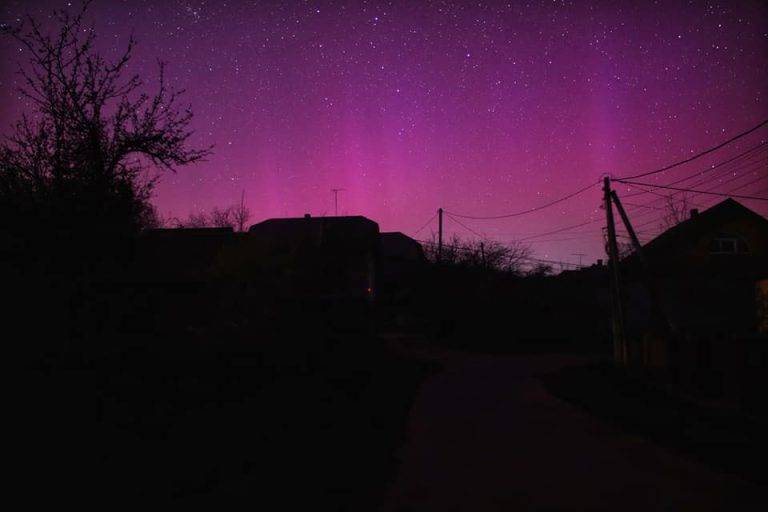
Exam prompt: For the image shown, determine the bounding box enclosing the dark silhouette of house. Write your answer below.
[379,232,425,262]
[132,217,407,331]
[622,198,768,403]
[244,215,380,300]
[632,198,767,278]
[378,232,426,283]
[133,216,431,305]
[376,232,427,319]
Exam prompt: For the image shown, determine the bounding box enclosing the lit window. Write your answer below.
[708,234,748,255]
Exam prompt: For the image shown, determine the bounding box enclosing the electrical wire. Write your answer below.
[615,118,768,180]
[445,180,599,220]
[623,153,768,209]
[619,141,768,200]
[445,213,489,240]
[413,212,438,236]
[518,218,603,241]
[415,238,584,268]
[614,179,768,202]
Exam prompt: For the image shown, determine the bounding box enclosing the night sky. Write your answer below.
[2,1,767,267]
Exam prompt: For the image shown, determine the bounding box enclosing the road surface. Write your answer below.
[380,346,765,511]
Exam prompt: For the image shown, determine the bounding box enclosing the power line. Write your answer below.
[616,157,767,227]
[619,140,768,200]
[524,256,584,269]
[445,213,487,239]
[471,152,763,247]
[627,151,768,206]
[525,236,600,244]
[615,156,768,226]
[660,156,768,198]
[518,218,603,241]
[414,238,584,268]
[725,173,768,193]
[622,173,768,232]
[445,181,599,220]
[611,147,768,238]
[622,202,667,211]
[413,212,438,235]
[615,118,768,181]
[614,179,768,202]
[621,181,709,207]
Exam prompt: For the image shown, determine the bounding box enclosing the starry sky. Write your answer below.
[2,0,767,267]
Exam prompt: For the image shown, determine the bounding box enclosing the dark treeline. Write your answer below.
[372,233,610,354]
[2,4,209,358]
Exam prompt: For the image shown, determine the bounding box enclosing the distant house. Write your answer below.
[377,231,427,299]
[132,216,429,310]
[379,232,425,263]
[244,215,380,300]
[631,198,768,278]
[622,198,768,401]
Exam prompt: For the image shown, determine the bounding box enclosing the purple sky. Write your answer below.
[2,0,767,267]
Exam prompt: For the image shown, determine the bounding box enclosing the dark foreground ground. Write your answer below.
[18,330,435,509]
[17,319,767,510]
[542,362,768,486]
[379,343,767,511]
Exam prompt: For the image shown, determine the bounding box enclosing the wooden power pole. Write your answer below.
[612,189,671,363]
[603,177,626,364]
[611,191,643,256]
[437,208,443,262]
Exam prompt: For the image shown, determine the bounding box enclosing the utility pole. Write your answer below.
[612,189,671,362]
[331,188,345,216]
[238,190,246,232]
[480,242,486,269]
[437,208,443,263]
[572,253,585,267]
[603,177,626,364]
[610,191,643,256]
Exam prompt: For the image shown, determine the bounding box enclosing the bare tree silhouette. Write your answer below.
[0,1,210,244]
[0,2,211,348]
[165,199,251,231]
[209,207,235,228]
[232,192,252,232]
[422,235,533,275]
[661,193,692,230]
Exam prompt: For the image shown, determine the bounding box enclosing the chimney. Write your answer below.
[596,258,603,267]
[304,213,311,219]
[690,208,699,219]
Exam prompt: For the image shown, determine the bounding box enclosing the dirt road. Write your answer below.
[381,348,765,511]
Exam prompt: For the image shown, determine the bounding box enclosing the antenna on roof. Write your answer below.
[331,188,345,216]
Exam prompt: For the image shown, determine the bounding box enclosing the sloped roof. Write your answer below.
[248,215,378,237]
[640,198,768,258]
[379,232,425,261]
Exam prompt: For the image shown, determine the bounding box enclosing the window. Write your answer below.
[708,233,749,255]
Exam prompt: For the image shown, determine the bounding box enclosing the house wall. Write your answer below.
[676,216,768,269]
[758,279,768,334]
[622,204,768,407]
